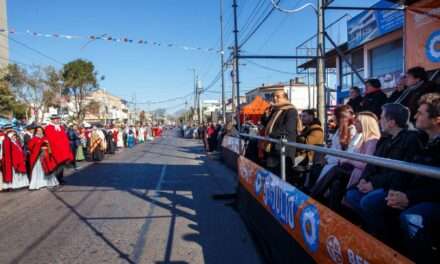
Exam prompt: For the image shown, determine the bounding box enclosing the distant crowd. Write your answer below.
[0,116,161,191]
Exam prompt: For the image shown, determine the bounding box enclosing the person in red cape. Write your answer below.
[2,130,29,190]
[44,115,73,184]
[28,126,59,190]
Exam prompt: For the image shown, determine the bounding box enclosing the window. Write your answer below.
[369,39,403,77]
[341,49,364,92]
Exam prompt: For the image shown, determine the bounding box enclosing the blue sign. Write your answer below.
[347,0,403,49]
[426,30,440,63]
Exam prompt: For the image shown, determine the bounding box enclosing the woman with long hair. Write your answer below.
[28,126,59,190]
[310,105,359,187]
[311,111,381,211]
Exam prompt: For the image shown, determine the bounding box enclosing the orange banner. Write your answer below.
[237,156,412,264]
[405,0,440,71]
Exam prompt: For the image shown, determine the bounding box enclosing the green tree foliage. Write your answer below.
[62,59,99,122]
[0,66,28,119]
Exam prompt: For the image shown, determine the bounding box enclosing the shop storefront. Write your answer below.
[337,0,404,102]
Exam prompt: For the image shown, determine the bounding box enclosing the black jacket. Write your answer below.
[347,95,363,113]
[405,135,440,205]
[387,89,405,103]
[266,108,298,143]
[399,81,439,122]
[359,89,388,118]
[362,129,423,191]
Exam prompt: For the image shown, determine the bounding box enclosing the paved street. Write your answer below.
[0,130,262,264]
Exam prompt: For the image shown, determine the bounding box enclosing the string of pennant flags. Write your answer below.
[0,28,222,54]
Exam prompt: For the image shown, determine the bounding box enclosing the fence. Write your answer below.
[240,133,440,181]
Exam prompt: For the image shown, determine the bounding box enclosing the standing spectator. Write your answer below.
[44,115,73,185]
[387,75,407,103]
[344,103,423,238]
[76,127,86,162]
[206,122,216,152]
[395,66,439,121]
[360,79,387,119]
[262,90,299,176]
[389,93,440,263]
[67,124,80,168]
[347,87,363,113]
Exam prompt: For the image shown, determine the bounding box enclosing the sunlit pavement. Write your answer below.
[0,130,262,264]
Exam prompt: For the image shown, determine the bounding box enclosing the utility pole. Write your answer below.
[231,58,236,113]
[232,0,241,132]
[317,0,326,129]
[184,100,188,123]
[197,79,203,125]
[219,0,226,124]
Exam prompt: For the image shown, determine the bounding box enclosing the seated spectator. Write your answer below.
[359,78,387,119]
[344,103,423,238]
[311,111,381,211]
[296,109,324,166]
[395,66,440,122]
[347,87,363,113]
[392,93,440,263]
[387,75,407,103]
[310,105,359,188]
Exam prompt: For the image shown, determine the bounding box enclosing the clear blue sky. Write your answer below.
[7,0,378,113]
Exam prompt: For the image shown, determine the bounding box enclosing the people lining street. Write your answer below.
[0,118,161,192]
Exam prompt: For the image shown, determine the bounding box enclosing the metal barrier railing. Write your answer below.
[240,133,440,181]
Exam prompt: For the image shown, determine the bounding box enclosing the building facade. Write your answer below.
[245,82,318,112]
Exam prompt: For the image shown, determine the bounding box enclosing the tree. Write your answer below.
[0,81,15,117]
[0,66,28,119]
[62,59,99,123]
[85,100,101,116]
[5,64,54,122]
[44,66,64,110]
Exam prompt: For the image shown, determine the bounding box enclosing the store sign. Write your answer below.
[376,70,403,90]
[347,0,403,49]
[406,0,440,71]
[237,156,412,264]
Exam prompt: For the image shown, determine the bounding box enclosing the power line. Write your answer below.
[239,1,279,48]
[129,91,194,105]
[0,56,33,67]
[244,59,295,75]
[0,33,64,65]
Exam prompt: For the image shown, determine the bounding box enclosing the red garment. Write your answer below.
[112,129,118,144]
[2,137,27,183]
[44,124,73,166]
[207,126,215,138]
[27,136,58,176]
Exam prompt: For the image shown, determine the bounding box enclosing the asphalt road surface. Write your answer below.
[0,130,262,264]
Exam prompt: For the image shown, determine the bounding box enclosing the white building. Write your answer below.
[84,89,129,122]
[245,82,318,112]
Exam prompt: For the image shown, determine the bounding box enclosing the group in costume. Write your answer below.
[0,115,159,191]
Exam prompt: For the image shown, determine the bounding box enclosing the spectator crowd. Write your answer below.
[223,66,439,263]
[0,116,159,191]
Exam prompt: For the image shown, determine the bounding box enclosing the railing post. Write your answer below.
[280,137,287,181]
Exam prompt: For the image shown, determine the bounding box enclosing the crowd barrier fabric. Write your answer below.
[237,156,412,264]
